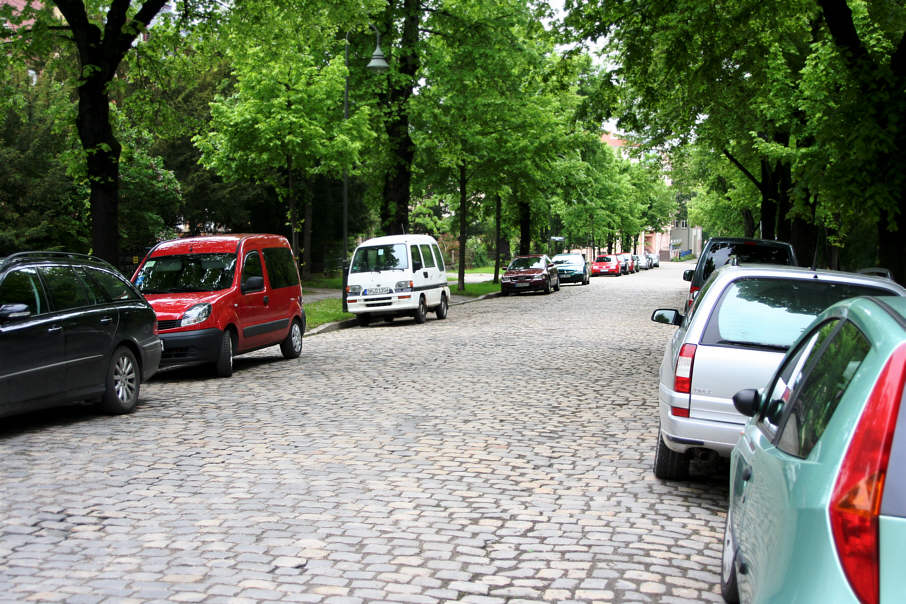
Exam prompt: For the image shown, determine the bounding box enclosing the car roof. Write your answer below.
[709,263,906,291]
[149,234,289,256]
[0,251,115,273]
[358,234,439,247]
[704,236,794,248]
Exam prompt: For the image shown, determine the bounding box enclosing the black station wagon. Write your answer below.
[0,252,161,418]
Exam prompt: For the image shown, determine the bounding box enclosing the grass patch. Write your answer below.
[301,274,344,290]
[448,279,500,297]
[305,298,353,330]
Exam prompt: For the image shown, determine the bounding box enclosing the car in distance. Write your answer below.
[132,234,305,377]
[0,251,161,418]
[633,253,647,270]
[592,254,622,277]
[646,252,660,268]
[722,296,906,604]
[551,253,590,285]
[649,264,906,481]
[619,253,634,274]
[500,254,560,295]
[683,237,797,310]
[345,234,450,326]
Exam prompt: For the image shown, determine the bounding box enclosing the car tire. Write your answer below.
[280,319,303,359]
[435,293,448,320]
[720,515,740,603]
[544,277,551,295]
[583,273,590,285]
[501,289,510,296]
[553,277,560,291]
[653,429,689,480]
[215,330,233,377]
[99,346,140,414]
[356,313,372,326]
[414,296,427,323]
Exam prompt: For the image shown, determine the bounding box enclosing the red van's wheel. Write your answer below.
[215,330,233,377]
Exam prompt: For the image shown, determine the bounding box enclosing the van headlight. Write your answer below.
[181,303,211,327]
[346,285,362,295]
[395,280,413,292]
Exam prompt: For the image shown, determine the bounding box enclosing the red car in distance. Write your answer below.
[591,254,622,276]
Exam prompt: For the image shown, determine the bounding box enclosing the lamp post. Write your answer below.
[342,25,388,310]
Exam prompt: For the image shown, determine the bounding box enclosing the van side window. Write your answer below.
[242,251,264,292]
[262,247,299,289]
[432,244,445,271]
[419,244,436,269]
[411,245,423,271]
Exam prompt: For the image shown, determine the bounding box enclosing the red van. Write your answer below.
[132,234,305,377]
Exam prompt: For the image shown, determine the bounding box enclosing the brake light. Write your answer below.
[153,320,159,335]
[674,344,696,394]
[830,343,906,604]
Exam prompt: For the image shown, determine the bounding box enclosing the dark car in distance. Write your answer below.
[500,254,560,295]
[0,252,161,419]
[683,237,797,310]
[552,253,590,285]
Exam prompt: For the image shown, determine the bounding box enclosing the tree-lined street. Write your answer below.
[0,264,730,603]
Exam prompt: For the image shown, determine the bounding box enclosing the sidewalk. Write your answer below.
[304,273,498,305]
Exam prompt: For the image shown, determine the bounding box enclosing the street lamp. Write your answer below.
[342,25,388,310]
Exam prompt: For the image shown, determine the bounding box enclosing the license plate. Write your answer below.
[516,282,529,287]
[367,287,390,295]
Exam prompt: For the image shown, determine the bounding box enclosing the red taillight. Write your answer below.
[674,344,696,394]
[830,343,906,604]
[153,320,159,335]
[671,406,690,418]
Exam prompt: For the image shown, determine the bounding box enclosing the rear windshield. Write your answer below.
[509,257,545,269]
[701,242,794,283]
[134,253,236,293]
[595,256,612,262]
[351,244,408,273]
[702,277,894,350]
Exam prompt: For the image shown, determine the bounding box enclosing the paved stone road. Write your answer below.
[1,261,729,603]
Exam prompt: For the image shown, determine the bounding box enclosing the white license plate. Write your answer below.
[367,287,390,295]
[516,282,530,287]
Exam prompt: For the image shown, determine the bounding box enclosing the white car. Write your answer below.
[345,234,451,326]
[649,264,906,480]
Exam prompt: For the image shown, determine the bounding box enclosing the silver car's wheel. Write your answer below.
[99,346,140,414]
[653,429,690,480]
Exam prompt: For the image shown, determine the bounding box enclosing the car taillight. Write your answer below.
[830,343,906,604]
[674,344,696,394]
[153,320,159,335]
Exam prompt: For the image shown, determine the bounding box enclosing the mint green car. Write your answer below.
[722,296,906,603]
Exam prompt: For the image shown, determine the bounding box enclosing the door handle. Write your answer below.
[263,296,269,305]
[99,316,113,325]
[47,325,62,334]
[423,270,428,278]
[741,464,752,482]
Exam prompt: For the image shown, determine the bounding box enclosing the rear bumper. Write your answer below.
[140,337,163,380]
[658,383,746,457]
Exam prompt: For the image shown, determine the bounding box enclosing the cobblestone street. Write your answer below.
[1,261,730,603]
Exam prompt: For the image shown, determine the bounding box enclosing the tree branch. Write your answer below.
[722,148,762,192]
[817,0,870,71]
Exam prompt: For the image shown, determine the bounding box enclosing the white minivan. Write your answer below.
[345,234,451,326]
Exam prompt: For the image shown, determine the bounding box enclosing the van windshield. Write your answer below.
[351,244,408,273]
[134,253,237,293]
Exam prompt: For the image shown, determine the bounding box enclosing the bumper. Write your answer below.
[501,279,547,293]
[658,385,745,457]
[558,272,584,283]
[158,327,222,368]
[140,337,163,380]
[347,294,419,315]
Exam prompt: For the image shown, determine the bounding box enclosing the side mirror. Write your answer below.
[733,389,761,417]
[0,303,31,321]
[683,269,694,282]
[651,309,682,326]
[242,275,265,293]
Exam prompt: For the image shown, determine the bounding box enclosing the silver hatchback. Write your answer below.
[650,264,906,480]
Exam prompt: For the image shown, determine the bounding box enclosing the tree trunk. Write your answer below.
[457,164,468,291]
[741,208,756,238]
[302,196,313,280]
[518,201,531,255]
[759,158,777,240]
[493,193,501,283]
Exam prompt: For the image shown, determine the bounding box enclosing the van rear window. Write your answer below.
[351,244,408,273]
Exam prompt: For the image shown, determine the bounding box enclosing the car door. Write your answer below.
[235,248,272,351]
[261,245,301,342]
[418,243,440,306]
[733,319,871,601]
[0,266,62,410]
[409,244,429,300]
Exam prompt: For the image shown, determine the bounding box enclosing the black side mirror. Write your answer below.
[733,389,761,417]
[0,303,31,321]
[683,269,694,282]
[651,309,682,326]
[242,275,265,293]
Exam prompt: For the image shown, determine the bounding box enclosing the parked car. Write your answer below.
[722,295,906,604]
[646,252,660,268]
[132,234,305,377]
[551,253,590,285]
[683,237,797,311]
[633,254,647,270]
[500,254,560,295]
[345,234,450,326]
[592,254,622,276]
[649,264,906,480]
[1,251,161,418]
[619,253,634,274]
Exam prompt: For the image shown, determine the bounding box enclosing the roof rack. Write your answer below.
[0,251,113,270]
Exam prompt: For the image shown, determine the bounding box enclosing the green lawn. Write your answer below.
[448,279,500,297]
[305,298,353,330]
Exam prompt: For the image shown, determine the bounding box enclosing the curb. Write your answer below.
[305,291,502,336]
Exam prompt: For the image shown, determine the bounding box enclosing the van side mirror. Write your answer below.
[651,309,682,326]
[242,275,265,293]
[733,389,761,417]
[0,303,31,321]
[683,269,693,282]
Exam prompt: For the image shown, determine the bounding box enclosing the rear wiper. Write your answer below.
[717,339,788,352]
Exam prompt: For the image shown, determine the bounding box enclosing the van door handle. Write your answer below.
[263,296,269,305]
[423,270,428,278]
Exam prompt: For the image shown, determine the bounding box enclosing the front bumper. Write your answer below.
[501,278,547,293]
[346,293,419,315]
[158,327,222,368]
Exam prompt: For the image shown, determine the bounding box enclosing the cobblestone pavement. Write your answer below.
[1,261,730,603]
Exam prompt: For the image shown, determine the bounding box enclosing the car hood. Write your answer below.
[142,291,229,319]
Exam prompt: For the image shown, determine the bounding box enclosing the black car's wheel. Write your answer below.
[280,319,303,359]
[501,289,510,296]
[356,313,372,326]
[583,272,590,285]
[215,330,233,377]
[653,429,690,480]
[435,293,449,319]
[99,346,140,414]
[414,296,427,323]
[720,515,740,603]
